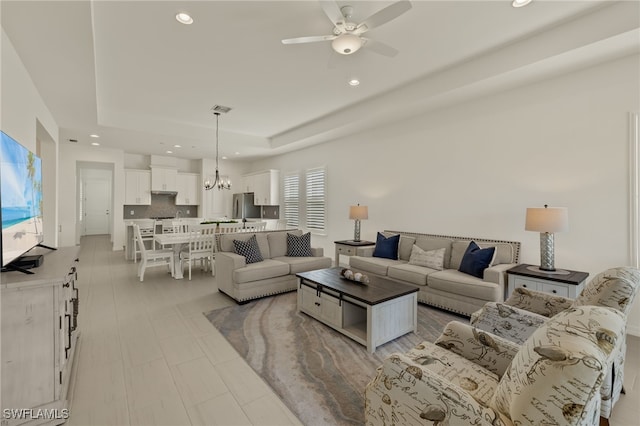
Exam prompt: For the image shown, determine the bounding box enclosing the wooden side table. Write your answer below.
[334,240,376,266]
[506,264,589,299]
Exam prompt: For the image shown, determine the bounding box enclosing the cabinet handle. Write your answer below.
[65,314,72,358]
[522,284,527,288]
[552,289,557,294]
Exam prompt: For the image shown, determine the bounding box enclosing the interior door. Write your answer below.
[84,178,111,235]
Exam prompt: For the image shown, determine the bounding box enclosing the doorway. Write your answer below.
[83,177,111,235]
[78,165,113,237]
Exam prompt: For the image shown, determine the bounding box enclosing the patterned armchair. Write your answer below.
[365,306,626,426]
[469,266,640,420]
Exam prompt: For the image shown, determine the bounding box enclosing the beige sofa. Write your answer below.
[349,230,520,316]
[216,229,332,303]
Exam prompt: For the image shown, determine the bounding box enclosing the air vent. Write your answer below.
[68,139,78,143]
[211,105,232,114]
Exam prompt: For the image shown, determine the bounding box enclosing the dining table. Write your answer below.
[154,233,197,280]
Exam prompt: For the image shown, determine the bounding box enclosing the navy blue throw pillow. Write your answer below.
[372,233,400,260]
[458,241,496,278]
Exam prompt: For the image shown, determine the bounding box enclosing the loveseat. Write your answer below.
[365,305,625,426]
[349,230,521,316]
[216,229,332,303]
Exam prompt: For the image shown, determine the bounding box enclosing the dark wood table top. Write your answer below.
[296,268,418,306]
[507,263,589,285]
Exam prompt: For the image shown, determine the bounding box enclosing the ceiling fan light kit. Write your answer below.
[332,33,362,55]
[282,0,412,58]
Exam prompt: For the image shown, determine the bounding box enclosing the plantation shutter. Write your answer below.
[305,167,326,234]
[283,173,299,228]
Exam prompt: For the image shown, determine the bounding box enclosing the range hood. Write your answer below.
[151,190,177,195]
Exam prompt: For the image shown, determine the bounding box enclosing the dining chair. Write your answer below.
[179,224,217,280]
[133,219,156,263]
[134,224,174,282]
[217,223,246,233]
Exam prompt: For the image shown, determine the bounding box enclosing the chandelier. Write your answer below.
[204,111,231,190]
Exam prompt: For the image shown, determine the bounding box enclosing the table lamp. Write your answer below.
[349,204,368,242]
[525,204,569,273]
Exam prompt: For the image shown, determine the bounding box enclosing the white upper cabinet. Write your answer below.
[125,169,151,205]
[243,170,280,205]
[176,173,200,205]
[151,167,178,192]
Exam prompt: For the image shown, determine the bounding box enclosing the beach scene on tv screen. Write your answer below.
[1,131,43,266]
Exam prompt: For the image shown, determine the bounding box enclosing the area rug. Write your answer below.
[205,292,465,426]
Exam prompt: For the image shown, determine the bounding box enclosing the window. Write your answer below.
[305,167,326,234]
[283,172,299,228]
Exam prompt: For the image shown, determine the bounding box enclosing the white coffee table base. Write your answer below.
[298,282,417,353]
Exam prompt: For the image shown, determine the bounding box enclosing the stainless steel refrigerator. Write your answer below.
[232,193,261,219]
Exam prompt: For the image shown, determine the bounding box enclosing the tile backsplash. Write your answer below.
[123,194,198,219]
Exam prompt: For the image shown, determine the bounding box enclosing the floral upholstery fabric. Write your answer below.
[470,266,640,418]
[504,286,573,317]
[492,306,625,425]
[573,267,640,316]
[365,306,625,426]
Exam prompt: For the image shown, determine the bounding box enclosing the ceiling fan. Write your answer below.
[281,0,412,58]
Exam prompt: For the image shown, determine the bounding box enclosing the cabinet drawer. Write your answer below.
[512,277,541,291]
[541,282,569,298]
[336,245,357,256]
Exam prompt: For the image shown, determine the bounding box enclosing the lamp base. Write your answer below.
[526,265,571,275]
[353,219,361,242]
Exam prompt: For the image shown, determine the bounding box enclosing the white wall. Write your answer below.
[1,29,60,247]
[252,54,640,334]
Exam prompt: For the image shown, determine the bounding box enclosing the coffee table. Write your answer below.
[296,268,418,352]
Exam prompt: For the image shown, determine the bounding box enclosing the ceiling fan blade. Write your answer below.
[355,0,412,34]
[362,38,399,57]
[282,35,336,45]
[319,0,344,26]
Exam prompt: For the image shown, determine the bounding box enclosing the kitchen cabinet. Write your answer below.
[124,169,151,205]
[1,247,80,426]
[151,167,178,192]
[176,173,200,205]
[243,170,279,205]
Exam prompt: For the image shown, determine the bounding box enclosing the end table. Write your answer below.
[334,240,376,267]
[506,264,589,299]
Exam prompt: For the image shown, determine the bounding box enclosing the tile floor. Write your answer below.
[68,235,639,425]
[67,235,301,426]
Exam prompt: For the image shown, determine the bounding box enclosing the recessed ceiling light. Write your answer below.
[175,12,193,25]
[173,144,181,148]
[222,156,228,160]
[91,142,100,146]
[166,150,173,154]
[348,79,360,87]
[89,134,99,138]
[512,0,532,8]
[235,152,240,155]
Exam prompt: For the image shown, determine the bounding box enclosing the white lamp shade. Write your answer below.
[525,207,568,233]
[332,34,363,55]
[349,205,368,220]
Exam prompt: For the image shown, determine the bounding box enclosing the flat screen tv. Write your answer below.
[0,130,43,268]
